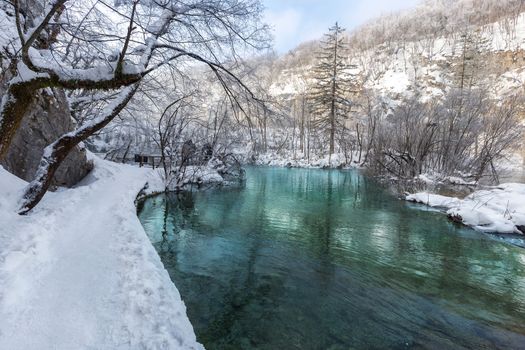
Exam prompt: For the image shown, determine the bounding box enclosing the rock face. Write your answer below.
[0,88,93,187]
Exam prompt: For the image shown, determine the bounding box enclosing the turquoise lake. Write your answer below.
[138,167,525,349]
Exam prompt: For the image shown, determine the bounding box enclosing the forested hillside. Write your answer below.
[252,0,525,183]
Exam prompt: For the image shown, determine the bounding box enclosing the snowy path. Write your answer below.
[0,159,203,349]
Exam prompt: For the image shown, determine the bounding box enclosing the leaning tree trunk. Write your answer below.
[0,83,40,159]
[19,85,138,214]
[0,70,142,162]
[19,136,84,214]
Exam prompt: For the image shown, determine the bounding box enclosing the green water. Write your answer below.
[138,167,525,349]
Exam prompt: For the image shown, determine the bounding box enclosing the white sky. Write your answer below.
[263,0,421,53]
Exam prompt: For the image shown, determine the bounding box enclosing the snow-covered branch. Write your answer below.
[19,84,139,214]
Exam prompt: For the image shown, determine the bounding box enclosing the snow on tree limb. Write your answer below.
[19,84,139,215]
[6,0,268,213]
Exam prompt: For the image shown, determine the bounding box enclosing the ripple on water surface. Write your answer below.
[139,167,525,350]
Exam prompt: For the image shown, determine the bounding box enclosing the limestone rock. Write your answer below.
[1,88,93,187]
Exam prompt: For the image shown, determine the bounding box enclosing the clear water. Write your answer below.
[138,167,525,349]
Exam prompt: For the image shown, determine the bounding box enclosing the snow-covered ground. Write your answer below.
[406,183,525,234]
[0,157,204,350]
[254,151,362,169]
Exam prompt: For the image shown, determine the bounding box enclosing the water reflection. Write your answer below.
[139,167,525,349]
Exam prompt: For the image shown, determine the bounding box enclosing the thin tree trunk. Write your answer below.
[329,24,339,163]
[0,83,39,159]
[299,96,305,154]
[121,139,133,163]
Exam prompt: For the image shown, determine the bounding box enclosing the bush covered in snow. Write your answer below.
[163,154,245,191]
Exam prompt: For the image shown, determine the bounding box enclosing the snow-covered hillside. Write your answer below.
[269,10,525,106]
[0,158,203,350]
[253,0,525,176]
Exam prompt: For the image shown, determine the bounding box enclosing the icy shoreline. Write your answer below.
[406,184,525,235]
[0,157,203,349]
[252,152,362,169]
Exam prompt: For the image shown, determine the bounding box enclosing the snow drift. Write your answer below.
[406,184,525,234]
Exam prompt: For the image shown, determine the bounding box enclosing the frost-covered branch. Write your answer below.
[20,0,68,72]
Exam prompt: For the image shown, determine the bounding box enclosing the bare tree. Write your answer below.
[0,0,269,214]
[152,93,196,189]
[473,94,524,182]
[368,88,523,184]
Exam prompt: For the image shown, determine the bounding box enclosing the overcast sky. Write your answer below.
[263,0,421,53]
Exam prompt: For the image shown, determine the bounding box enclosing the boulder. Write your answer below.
[0,88,93,187]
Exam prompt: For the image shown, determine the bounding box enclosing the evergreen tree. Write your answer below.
[456,29,485,91]
[310,22,355,161]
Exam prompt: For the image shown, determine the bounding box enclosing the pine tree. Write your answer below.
[456,29,484,91]
[310,22,355,162]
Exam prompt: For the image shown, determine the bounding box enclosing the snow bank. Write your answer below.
[405,192,462,208]
[175,165,229,187]
[255,152,361,169]
[0,159,203,350]
[406,183,525,234]
[147,156,245,192]
[415,172,479,186]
